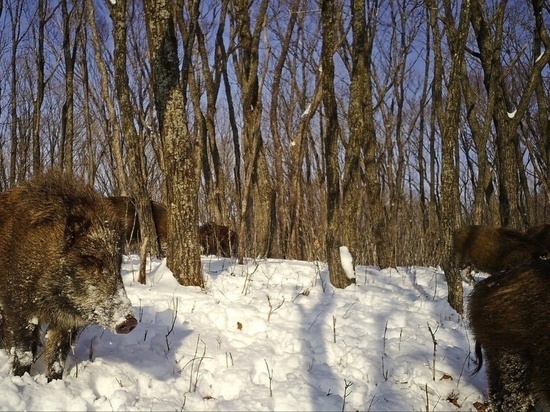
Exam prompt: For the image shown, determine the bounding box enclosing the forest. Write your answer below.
[0,0,549,311]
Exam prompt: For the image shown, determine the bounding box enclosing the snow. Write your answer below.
[0,255,487,411]
[301,103,312,118]
[339,246,355,279]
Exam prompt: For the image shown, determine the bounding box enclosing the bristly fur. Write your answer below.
[0,170,136,380]
[454,225,549,275]
[106,196,167,256]
[468,260,550,409]
[199,222,238,257]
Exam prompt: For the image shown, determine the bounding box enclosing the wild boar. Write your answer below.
[106,196,167,256]
[0,171,137,380]
[526,223,550,251]
[453,225,549,274]
[468,260,550,410]
[199,222,238,257]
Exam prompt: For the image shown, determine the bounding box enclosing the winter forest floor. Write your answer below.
[0,255,487,411]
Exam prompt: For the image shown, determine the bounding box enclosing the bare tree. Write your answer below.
[144,0,203,287]
[31,0,49,174]
[229,0,273,260]
[60,0,83,174]
[108,0,161,261]
[185,0,229,225]
[435,0,472,314]
[345,0,386,267]
[7,0,24,184]
[88,0,127,192]
[269,0,299,259]
[321,0,354,288]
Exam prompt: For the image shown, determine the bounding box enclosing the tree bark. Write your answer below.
[144,0,203,287]
[60,0,81,174]
[230,0,273,260]
[109,0,161,262]
[88,0,127,193]
[346,0,385,268]
[436,0,471,315]
[321,0,354,288]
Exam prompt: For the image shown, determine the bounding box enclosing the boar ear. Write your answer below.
[65,214,91,245]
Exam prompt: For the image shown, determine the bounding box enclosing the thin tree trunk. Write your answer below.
[185,1,228,224]
[321,0,354,289]
[109,0,160,261]
[346,0,385,268]
[32,0,47,174]
[60,0,81,174]
[8,0,23,185]
[269,0,299,259]
[88,0,127,193]
[437,0,471,315]
[230,0,272,260]
[144,0,203,287]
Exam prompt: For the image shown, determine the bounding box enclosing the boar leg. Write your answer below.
[486,350,534,412]
[43,327,80,381]
[0,305,6,348]
[8,319,41,377]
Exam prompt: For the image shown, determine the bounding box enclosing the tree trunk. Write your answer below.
[109,0,161,261]
[8,0,23,185]
[88,0,127,193]
[346,0,385,268]
[60,0,81,174]
[230,0,273,260]
[437,0,471,315]
[32,0,47,174]
[321,0,354,289]
[269,0,299,259]
[186,1,230,225]
[144,0,203,287]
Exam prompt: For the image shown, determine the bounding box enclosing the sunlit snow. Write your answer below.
[0,255,487,411]
[339,246,355,279]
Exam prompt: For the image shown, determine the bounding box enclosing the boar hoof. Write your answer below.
[115,316,137,334]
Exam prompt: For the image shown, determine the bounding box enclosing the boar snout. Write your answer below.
[115,315,138,334]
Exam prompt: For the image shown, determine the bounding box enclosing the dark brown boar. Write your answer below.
[453,225,549,274]
[0,171,137,381]
[107,196,167,256]
[526,223,550,250]
[468,260,550,410]
[199,222,238,257]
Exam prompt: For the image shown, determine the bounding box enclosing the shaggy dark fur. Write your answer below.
[199,222,238,257]
[526,223,550,251]
[0,171,136,380]
[468,260,550,411]
[107,196,167,256]
[453,225,549,274]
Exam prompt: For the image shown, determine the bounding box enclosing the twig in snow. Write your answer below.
[138,236,149,284]
[241,261,260,295]
[381,357,388,381]
[266,294,285,322]
[427,322,439,381]
[425,383,429,412]
[342,298,359,318]
[341,379,353,412]
[264,359,273,397]
[165,297,179,352]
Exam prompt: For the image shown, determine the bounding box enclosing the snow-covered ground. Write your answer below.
[0,255,487,411]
